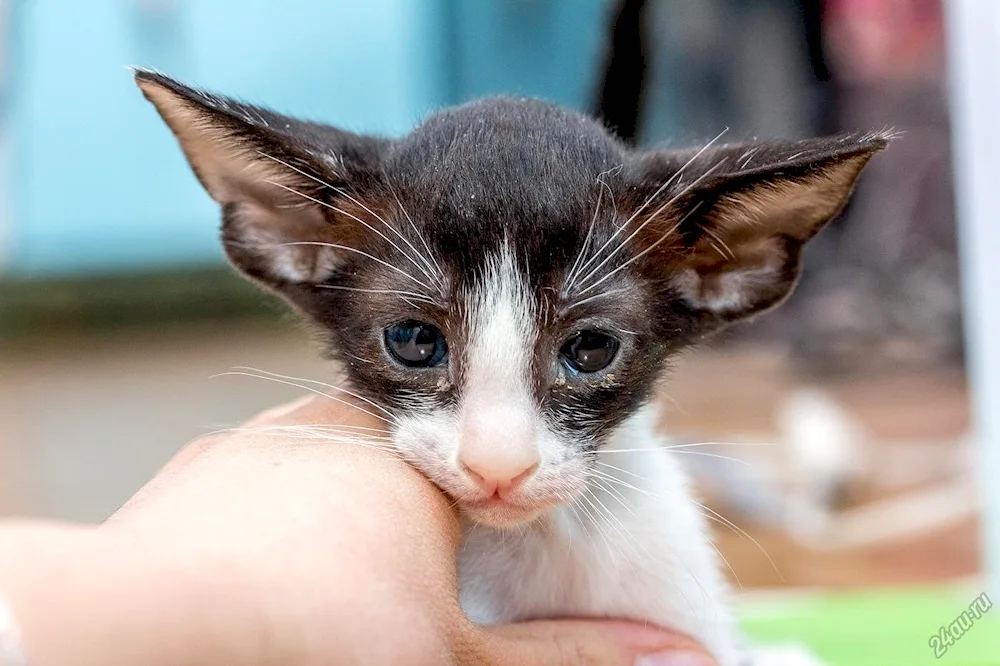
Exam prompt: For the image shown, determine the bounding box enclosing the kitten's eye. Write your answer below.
[560,330,619,374]
[385,320,448,368]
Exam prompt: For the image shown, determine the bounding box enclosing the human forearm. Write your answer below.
[0,395,718,666]
[103,419,469,666]
[0,521,254,666]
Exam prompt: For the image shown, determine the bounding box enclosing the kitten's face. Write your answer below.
[136,71,887,527]
[303,103,680,526]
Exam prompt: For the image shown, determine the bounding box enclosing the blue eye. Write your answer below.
[560,330,619,374]
[384,320,448,368]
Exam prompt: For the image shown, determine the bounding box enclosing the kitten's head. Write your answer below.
[137,71,887,527]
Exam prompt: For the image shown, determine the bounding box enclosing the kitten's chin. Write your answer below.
[461,498,546,528]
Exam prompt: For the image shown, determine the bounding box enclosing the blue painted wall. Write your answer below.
[449,0,606,108]
[1,0,608,277]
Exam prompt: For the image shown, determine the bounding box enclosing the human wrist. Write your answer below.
[0,522,262,666]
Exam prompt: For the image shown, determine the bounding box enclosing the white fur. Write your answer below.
[392,246,744,664]
[392,247,592,524]
[672,262,782,315]
[459,248,543,480]
[240,213,341,283]
[458,407,744,666]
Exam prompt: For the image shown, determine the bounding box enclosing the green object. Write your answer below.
[740,586,1000,665]
[0,267,281,342]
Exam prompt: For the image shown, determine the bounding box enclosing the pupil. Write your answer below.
[576,344,605,366]
[562,330,618,373]
[411,326,434,358]
[386,320,447,367]
[575,335,607,365]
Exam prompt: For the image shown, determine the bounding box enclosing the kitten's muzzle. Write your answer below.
[460,459,539,499]
[457,403,540,500]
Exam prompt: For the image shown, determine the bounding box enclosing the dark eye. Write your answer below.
[384,320,448,368]
[560,330,619,374]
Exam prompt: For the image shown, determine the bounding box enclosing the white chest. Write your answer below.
[457,409,745,666]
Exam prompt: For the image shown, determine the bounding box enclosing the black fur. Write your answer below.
[594,0,649,144]
[135,69,888,444]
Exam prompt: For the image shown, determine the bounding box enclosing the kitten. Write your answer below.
[135,70,887,665]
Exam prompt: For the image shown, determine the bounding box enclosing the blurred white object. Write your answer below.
[0,593,27,666]
[749,643,826,666]
[778,388,867,481]
[819,478,977,551]
[944,0,1000,600]
[775,388,868,539]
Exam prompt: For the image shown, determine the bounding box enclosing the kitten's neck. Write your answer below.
[457,407,742,663]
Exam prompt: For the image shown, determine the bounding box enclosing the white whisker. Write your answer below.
[388,184,447,290]
[564,287,630,312]
[345,352,376,365]
[594,460,646,481]
[261,180,437,291]
[213,370,393,425]
[598,447,668,454]
[577,201,705,295]
[278,240,433,291]
[576,489,619,562]
[586,486,638,557]
[229,366,398,422]
[588,469,655,499]
[700,226,736,261]
[665,441,775,450]
[575,160,721,295]
[696,501,784,582]
[571,128,728,284]
[316,284,437,304]
[258,152,442,290]
[713,543,744,591]
[592,465,747,595]
[583,486,655,603]
[589,475,638,519]
[232,423,390,436]
[670,450,751,467]
[211,424,403,456]
[564,178,606,292]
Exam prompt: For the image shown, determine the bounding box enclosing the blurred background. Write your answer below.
[0,0,997,663]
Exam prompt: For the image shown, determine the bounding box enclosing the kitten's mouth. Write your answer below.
[462,495,550,528]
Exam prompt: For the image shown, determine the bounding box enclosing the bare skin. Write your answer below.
[0,396,715,665]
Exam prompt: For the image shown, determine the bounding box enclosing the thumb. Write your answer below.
[476,619,718,666]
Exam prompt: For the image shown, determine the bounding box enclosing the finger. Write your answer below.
[476,620,717,666]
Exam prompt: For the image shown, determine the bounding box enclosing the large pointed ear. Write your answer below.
[134,69,388,287]
[627,132,891,330]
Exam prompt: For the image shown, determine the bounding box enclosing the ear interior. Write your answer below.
[136,71,344,284]
[653,138,888,322]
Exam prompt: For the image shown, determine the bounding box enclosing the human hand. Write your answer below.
[2,395,716,665]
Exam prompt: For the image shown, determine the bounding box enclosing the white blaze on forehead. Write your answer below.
[459,245,540,469]
[463,245,536,399]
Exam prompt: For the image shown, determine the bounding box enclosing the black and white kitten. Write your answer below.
[136,70,886,665]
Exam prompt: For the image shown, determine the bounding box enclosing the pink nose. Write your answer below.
[458,401,540,497]
[459,456,539,498]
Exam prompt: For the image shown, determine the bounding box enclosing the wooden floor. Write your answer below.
[658,348,977,589]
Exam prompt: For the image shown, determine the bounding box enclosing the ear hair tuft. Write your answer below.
[630,132,889,327]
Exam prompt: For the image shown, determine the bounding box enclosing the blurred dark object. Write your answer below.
[780,0,962,374]
[593,0,649,144]
[631,0,959,375]
[0,268,278,342]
